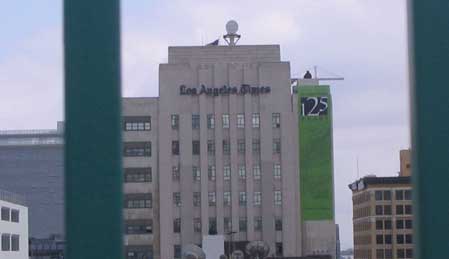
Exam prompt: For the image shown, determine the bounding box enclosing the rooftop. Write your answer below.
[348,176,412,192]
[0,188,26,206]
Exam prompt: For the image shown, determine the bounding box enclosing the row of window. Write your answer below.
[375,248,413,259]
[123,117,151,131]
[1,207,19,223]
[171,113,281,130]
[124,194,152,209]
[124,168,152,183]
[376,219,413,230]
[172,138,281,156]
[376,234,413,245]
[173,217,283,234]
[171,164,282,182]
[125,220,152,235]
[173,191,282,207]
[1,234,19,252]
[375,205,413,215]
[375,190,412,201]
[123,142,152,157]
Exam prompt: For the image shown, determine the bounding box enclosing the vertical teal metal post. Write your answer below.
[64,1,123,258]
[409,1,449,259]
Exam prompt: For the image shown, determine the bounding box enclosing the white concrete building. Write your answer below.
[0,189,29,259]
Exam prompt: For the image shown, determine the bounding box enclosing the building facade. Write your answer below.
[349,176,414,259]
[0,125,64,240]
[0,189,29,259]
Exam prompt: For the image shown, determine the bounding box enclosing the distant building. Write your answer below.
[0,189,29,259]
[399,149,411,177]
[348,175,414,259]
[0,124,64,239]
[29,234,65,259]
[336,224,340,259]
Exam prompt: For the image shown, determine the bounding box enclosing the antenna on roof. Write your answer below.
[223,20,241,46]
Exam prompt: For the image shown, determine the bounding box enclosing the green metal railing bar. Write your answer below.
[64,1,123,258]
[409,1,449,259]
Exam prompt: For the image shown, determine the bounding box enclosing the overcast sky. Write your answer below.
[0,0,410,249]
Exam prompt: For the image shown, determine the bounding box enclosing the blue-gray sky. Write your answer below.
[0,0,410,249]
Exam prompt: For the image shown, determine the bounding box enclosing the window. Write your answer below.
[384,205,392,215]
[376,205,383,215]
[193,192,201,207]
[274,191,282,205]
[272,113,281,128]
[237,139,245,153]
[171,114,179,129]
[173,218,181,233]
[405,219,413,229]
[208,165,216,181]
[239,165,246,179]
[192,140,200,155]
[404,190,412,200]
[193,167,201,181]
[253,165,261,180]
[209,218,217,235]
[223,140,230,155]
[239,192,247,206]
[222,114,230,128]
[208,192,216,206]
[397,234,404,244]
[396,205,404,215]
[172,141,179,155]
[275,218,283,231]
[405,205,412,214]
[192,114,200,129]
[207,140,215,155]
[254,216,262,231]
[273,138,281,154]
[397,249,405,259]
[124,142,151,157]
[237,114,245,128]
[376,235,384,244]
[11,235,19,251]
[273,164,281,179]
[383,190,392,200]
[1,207,10,221]
[172,166,180,181]
[194,218,202,233]
[252,113,260,128]
[385,249,393,259]
[376,249,384,259]
[224,166,231,181]
[11,209,19,223]
[207,114,215,129]
[1,234,10,251]
[275,243,283,257]
[125,220,153,234]
[173,192,181,207]
[124,116,151,131]
[239,217,247,232]
[224,192,231,206]
[224,218,232,233]
[406,249,413,259]
[252,139,260,154]
[376,220,383,230]
[125,194,152,209]
[397,220,404,229]
[174,245,181,258]
[396,190,404,200]
[125,168,152,183]
[384,220,392,230]
[375,191,383,201]
[385,234,392,244]
[254,192,262,206]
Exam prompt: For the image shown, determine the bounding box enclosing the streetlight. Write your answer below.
[226,231,237,258]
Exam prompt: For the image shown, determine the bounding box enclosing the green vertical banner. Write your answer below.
[298,85,334,221]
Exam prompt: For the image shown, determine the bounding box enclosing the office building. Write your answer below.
[0,189,29,259]
[0,125,64,239]
[399,150,411,177]
[348,158,414,259]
